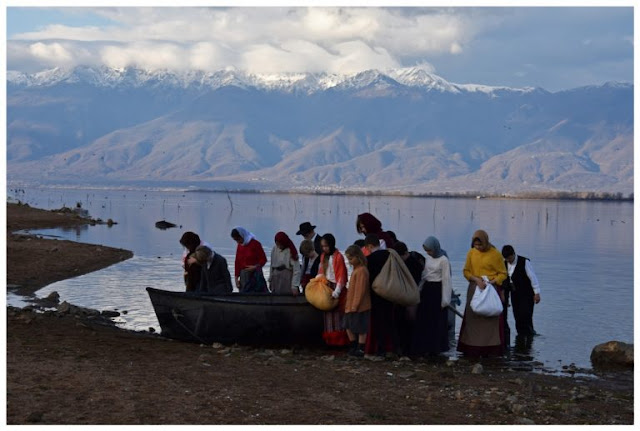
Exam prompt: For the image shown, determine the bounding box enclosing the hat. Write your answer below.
[296,222,316,236]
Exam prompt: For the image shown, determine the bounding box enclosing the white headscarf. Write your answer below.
[234,226,256,246]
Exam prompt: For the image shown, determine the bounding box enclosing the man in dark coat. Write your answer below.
[363,234,399,357]
[296,221,322,254]
[391,241,425,355]
[194,246,233,295]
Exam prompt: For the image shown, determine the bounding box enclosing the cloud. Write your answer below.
[6,6,633,91]
[29,42,74,64]
[8,7,475,74]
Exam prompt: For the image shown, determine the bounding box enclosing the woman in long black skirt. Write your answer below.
[411,236,453,356]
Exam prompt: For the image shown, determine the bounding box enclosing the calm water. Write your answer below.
[6,186,634,372]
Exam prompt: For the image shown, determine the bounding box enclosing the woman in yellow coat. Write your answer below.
[457,230,507,357]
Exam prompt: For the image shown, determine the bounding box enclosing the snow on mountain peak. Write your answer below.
[8,65,538,95]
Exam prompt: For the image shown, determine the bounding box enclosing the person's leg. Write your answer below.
[512,290,535,336]
[349,333,366,357]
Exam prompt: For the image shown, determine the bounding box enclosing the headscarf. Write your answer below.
[470,229,493,252]
[356,213,395,247]
[233,226,256,246]
[180,231,201,253]
[356,213,382,234]
[423,236,448,258]
[274,231,298,260]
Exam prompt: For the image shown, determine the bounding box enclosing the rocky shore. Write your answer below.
[5,203,634,425]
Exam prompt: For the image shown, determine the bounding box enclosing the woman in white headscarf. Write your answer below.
[410,236,452,356]
[231,227,268,293]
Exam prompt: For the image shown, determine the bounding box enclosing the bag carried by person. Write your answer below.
[371,249,420,306]
[470,280,503,317]
[305,275,338,311]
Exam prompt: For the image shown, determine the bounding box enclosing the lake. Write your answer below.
[6,186,634,372]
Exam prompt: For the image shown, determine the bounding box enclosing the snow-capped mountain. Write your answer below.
[8,65,536,94]
[6,66,633,196]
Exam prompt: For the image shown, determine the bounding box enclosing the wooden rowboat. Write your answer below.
[146,287,324,345]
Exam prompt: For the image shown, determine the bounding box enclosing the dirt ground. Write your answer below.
[5,203,634,425]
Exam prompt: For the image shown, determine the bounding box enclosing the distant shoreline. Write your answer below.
[7,182,633,202]
[185,188,634,202]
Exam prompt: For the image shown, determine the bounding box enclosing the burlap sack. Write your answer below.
[304,275,338,311]
[371,249,420,306]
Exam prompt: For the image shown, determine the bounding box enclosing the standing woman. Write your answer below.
[356,213,396,253]
[231,227,268,293]
[411,236,452,356]
[269,231,302,295]
[457,230,508,356]
[318,233,350,347]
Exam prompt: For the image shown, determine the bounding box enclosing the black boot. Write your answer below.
[348,340,358,355]
[351,343,365,357]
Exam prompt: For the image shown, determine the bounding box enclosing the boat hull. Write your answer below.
[146,287,324,345]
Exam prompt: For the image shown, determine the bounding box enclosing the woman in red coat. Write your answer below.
[231,226,268,293]
[318,233,350,347]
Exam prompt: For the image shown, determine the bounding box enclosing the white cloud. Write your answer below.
[8,7,479,74]
[333,40,399,74]
[100,42,188,70]
[28,42,75,65]
[6,6,633,91]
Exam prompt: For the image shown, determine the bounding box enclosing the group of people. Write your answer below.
[179,212,541,358]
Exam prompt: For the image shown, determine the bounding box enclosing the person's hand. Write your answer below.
[476,278,487,290]
[534,293,541,304]
[292,287,299,297]
[331,289,340,299]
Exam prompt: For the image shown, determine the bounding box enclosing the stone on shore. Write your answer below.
[471,363,484,374]
[590,341,633,369]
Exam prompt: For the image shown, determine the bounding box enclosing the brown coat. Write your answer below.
[344,265,371,313]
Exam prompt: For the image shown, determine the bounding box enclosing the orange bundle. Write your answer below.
[304,275,338,311]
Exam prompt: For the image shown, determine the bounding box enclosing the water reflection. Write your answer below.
[6,186,633,372]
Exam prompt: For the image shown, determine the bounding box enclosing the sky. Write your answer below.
[2,3,636,92]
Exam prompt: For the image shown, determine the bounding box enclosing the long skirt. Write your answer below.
[457,282,505,357]
[411,281,449,356]
[239,268,268,293]
[364,290,399,355]
[270,268,294,295]
[322,282,350,346]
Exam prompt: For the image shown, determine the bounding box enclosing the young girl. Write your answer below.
[318,233,350,347]
[343,244,371,357]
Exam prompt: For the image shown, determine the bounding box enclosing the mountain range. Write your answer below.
[7,66,634,197]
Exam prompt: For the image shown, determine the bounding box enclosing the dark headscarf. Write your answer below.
[275,231,298,260]
[356,213,395,247]
[180,231,201,253]
[470,229,493,252]
[356,213,382,234]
